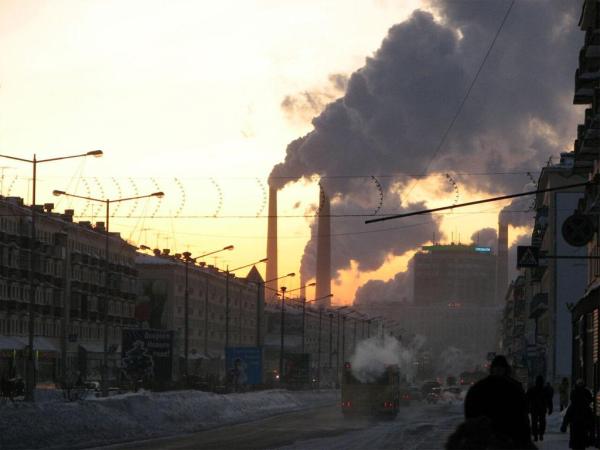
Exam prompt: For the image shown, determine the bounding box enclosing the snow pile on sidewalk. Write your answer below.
[0,389,338,450]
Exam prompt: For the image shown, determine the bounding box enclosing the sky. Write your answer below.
[0,0,583,304]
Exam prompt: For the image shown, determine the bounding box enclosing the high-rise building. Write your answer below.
[413,244,497,306]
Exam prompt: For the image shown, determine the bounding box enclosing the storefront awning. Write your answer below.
[79,343,104,353]
[1,337,59,352]
[0,336,26,350]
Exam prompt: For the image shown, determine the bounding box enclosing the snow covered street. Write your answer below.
[97,396,572,450]
[0,389,337,450]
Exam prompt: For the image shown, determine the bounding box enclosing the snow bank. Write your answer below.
[0,389,338,450]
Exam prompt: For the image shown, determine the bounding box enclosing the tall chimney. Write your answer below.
[265,187,278,300]
[315,189,331,308]
[496,218,509,304]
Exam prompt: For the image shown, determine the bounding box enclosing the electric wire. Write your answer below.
[404,0,516,199]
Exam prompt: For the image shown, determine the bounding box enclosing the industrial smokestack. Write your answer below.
[265,187,278,300]
[315,188,331,308]
[496,218,509,304]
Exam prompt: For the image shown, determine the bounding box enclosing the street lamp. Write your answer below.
[254,273,294,348]
[278,282,315,382]
[53,188,163,397]
[182,246,233,380]
[302,293,333,353]
[0,149,103,401]
[333,306,349,381]
[225,258,268,350]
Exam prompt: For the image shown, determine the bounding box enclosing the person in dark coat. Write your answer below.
[526,375,552,441]
[464,355,534,449]
[559,378,570,411]
[561,379,594,450]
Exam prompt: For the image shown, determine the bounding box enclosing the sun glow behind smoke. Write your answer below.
[349,335,425,383]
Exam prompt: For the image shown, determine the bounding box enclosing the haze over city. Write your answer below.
[1,1,597,449]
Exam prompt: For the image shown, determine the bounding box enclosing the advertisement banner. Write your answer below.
[225,347,262,386]
[122,329,173,383]
[283,353,310,384]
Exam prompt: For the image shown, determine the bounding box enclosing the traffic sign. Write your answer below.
[517,246,539,268]
[562,213,595,247]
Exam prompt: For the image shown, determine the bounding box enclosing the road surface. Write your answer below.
[96,399,569,450]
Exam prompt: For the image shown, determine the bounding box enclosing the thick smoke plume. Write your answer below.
[271,1,580,284]
[350,335,423,383]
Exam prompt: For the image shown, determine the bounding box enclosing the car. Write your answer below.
[421,380,441,397]
[442,386,462,402]
[426,387,441,404]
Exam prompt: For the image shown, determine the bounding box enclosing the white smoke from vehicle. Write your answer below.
[349,335,425,383]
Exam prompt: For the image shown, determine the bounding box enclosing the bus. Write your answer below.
[341,362,400,419]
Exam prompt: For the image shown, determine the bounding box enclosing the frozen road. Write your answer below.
[98,401,466,450]
[96,396,571,450]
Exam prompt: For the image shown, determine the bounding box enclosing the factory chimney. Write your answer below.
[496,218,509,304]
[315,188,332,308]
[265,187,278,300]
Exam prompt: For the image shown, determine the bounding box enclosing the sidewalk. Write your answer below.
[537,409,569,450]
[537,431,569,450]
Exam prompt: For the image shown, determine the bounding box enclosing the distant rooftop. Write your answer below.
[420,244,492,254]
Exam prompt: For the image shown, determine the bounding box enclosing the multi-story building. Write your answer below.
[263,297,371,386]
[414,244,497,306]
[135,252,265,379]
[0,196,138,383]
[571,0,600,401]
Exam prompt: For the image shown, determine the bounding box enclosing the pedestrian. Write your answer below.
[544,381,554,414]
[464,355,534,449]
[561,379,594,450]
[526,375,552,442]
[559,378,570,411]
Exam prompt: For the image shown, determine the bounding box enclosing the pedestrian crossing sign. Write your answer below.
[517,246,539,269]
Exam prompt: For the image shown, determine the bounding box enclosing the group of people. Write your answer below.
[446,355,595,450]
[0,375,25,400]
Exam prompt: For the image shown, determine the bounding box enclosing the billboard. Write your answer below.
[225,347,263,386]
[122,329,174,383]
[283,353,310,384]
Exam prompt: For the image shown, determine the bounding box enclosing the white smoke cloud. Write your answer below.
[349,334,425,383]
[271,1,580,284]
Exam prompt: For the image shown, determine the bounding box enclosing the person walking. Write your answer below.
[559,378,570,411]
[526,375,552,442]
[561,379,594,450]
[464,355,534,449]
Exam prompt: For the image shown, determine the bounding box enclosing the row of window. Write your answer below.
[0,282,59,306]
[0,316,125,340]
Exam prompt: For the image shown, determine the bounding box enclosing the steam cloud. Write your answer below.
[270,1,580,286]
[350,335,424,383]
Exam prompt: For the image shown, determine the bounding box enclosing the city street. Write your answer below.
[96,399,570,450]
[98,401,463,450]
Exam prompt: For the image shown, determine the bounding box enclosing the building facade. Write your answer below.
[414,244,497,306]
[136,252,265,380]
[0,196,138,383]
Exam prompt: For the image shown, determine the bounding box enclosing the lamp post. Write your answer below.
[333,306,349,382]
[53,188,163,397]
[0,149,103,401]
[277,282,315,382]
[225,258,268,350]
[301,293,333,353]
[182,246,233,380]
[255,273,295,348]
